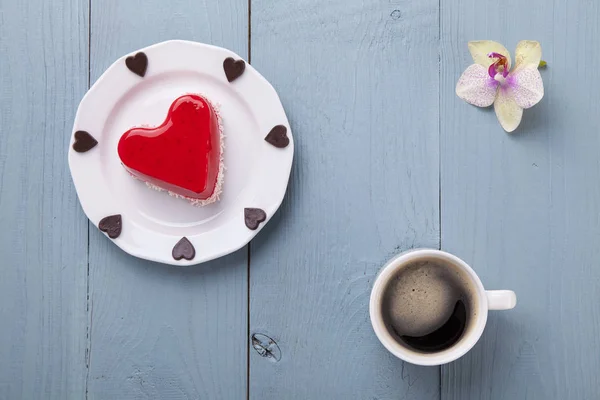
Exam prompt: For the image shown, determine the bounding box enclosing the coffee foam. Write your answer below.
[382,260,475,337]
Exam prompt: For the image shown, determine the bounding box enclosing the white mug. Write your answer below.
[369,249,516,366]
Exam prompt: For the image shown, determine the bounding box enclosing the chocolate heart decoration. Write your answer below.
[72,130,98,153]
[223,57,245,82]
[264,125,289,148]
[99,214,122,239]
[244,208,267,230]
[172,237,195,261]
[125,52,148,77]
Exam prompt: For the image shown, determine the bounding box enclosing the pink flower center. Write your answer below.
[487,52,509,79]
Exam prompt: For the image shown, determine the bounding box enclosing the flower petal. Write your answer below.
[456,64,499,107]
[515,40,542,68]
[468,41,512,69]
[494,86,523,132]
[508,65,544,109]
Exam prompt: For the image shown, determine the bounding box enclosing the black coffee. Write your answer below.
[381,259,476,353]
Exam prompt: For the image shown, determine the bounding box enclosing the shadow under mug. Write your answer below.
[369,249,516,366]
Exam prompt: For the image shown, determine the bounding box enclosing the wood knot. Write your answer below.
[251,333,281,362]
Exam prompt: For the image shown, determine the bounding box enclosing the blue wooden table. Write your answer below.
[1,0,599,398]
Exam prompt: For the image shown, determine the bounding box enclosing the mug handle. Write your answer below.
[486,290,517,310]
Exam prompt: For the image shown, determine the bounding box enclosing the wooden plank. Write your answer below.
[441,0,600,398]
[0,0,89,398]
[249,0,440,398]
[87,1,248,398]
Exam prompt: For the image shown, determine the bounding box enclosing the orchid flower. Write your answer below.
[456,41,544,132]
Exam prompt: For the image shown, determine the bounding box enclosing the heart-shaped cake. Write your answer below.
[118,94,223,205]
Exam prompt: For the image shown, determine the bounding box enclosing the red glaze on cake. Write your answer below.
[118,94,223,204]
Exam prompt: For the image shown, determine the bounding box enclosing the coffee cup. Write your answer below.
[369,249,516,366]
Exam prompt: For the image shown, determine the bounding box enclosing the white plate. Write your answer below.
[69,40,293,265]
